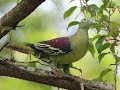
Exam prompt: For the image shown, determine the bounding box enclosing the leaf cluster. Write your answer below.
[64,0,120,82]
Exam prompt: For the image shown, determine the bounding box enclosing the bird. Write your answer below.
[24,18,94,74]
[6,18,93,74]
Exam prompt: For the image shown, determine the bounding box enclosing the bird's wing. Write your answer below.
[33,37,71,55]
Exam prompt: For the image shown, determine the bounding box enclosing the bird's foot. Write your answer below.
[51,68,61,77]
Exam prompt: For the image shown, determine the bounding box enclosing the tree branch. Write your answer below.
[0,59,114,90]
[6,44,33,54]
[0,0,45,39]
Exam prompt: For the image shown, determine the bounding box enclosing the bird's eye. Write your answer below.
[83,18,87,22]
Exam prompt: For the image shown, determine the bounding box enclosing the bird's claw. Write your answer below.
[51,68,61,77]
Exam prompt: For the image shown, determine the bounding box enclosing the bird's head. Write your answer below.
[79,18,94,29]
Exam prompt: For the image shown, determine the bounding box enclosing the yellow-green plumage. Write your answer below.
[51,19,92,65]
[52,27,89,64]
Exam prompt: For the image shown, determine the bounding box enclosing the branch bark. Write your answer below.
[0,59,114,90]
[0,0,45,39]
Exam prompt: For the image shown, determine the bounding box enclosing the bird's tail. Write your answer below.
[6,44,33,54]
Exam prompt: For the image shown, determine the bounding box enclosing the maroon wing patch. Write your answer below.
[34,37,71,55]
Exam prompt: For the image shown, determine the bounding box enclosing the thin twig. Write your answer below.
[51,0,61,11]
[0,42,9,52]
[80,0,83,6]
[114,58,118,90]
[9,32,13,59]
[108,1,118,90]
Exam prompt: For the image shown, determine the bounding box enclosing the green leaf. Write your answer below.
[89,9,96,17]
[110,41,115,54]
[93,77,103,82]
[98,53,109,62]
[101,0,110,8]
[92,23,104,32]
[89,4,100,13]
[99,68,112,78]
[95,35,106,53]
[99,43,110,53]
[102,15,108,22]
[116,56,120,63]
[110,2,116,8]
[67,21,79,30]
[102,0,110,5]
[64,6,77,19]
[89,35,101,42]
[108,27,120,37]
[82,5,98,17]
[81,6,87,13]
[88,43,95,57]
[93,68,112,81]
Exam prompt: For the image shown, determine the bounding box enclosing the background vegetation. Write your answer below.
[0,0,120,90]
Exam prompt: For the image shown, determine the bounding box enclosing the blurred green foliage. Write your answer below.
[0,77,53,90]
[0,0,120,90]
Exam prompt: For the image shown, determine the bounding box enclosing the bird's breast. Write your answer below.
[51,32,89,64]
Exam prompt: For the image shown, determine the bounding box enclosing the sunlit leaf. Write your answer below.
[89,10,96,17]
[89,4,100,13]
[93,68,112,82]
[64,6,77,19]
[88,43,95,57]
[101,15,108,22]
[89,35,101,42]
[116,56,120,63]
[101,0,110,8]
[107,30,120,38]
[99,68,112,78]
[99,43,110,53]
[110,22,120,30]
[92,23,104,32]
[110,2,117,8]
[81,6,87,13]
[67,21,79,30]
[98,53,109,62]
[110,41,115,54]
[93,77,103,81]
[82,5,97,17]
